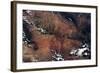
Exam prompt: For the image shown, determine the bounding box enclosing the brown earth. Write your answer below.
[23,10,90,62]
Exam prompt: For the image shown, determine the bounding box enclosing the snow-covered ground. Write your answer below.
[70,43,90,59]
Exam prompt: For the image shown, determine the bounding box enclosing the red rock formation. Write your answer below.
[23,10,89,62]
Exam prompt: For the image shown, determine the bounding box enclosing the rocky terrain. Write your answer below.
[22,10,91,62]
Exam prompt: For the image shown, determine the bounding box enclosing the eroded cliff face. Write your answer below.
[23,10,91,62]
